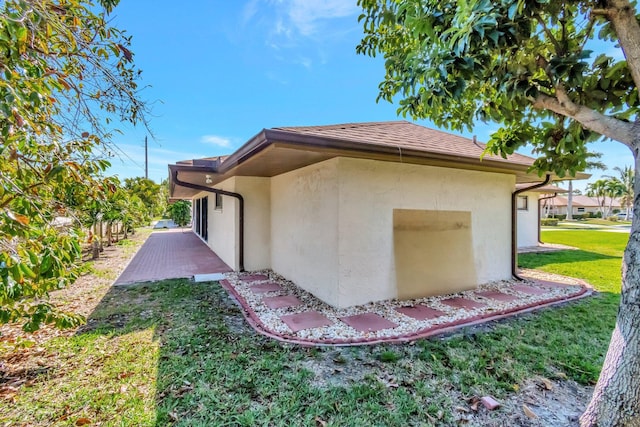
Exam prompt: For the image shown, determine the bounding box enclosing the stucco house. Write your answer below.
[168,121,579,308]
[516,184,568,248]
[544,195,621,217]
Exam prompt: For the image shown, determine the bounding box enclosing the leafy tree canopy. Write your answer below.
[167,200,191,227]
[124,177,166,219]
[357,0,639,176]
[1,0,148,330]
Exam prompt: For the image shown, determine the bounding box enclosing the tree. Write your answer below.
[357,1,640,424]
[565,154,606,220]
[167,200,191,227]
[1,0,147,331]
[604,177,625,217]
[611,165,635,219]
[124,177,165,220]
[587,179,609,217]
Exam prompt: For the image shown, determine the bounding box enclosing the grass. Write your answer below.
[521,230,627,293]
[0,229,626,425]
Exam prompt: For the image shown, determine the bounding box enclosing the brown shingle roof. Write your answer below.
[273,121,535,166]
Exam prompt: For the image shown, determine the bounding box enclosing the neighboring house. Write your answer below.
[168,121,584,308]
[515,184,568,248]
[544,195,621,217]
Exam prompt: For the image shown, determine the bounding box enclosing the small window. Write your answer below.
[517,195,528,211]
[215,193,223,210]
[577,207,585,213]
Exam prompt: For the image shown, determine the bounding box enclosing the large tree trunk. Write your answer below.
[581,125,640,426]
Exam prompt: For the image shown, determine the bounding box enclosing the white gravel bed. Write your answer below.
[222,270,588,342]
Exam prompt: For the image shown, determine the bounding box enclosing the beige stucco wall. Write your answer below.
[194,176,272,271]
[194,177,239,270]
[197,156,515,308]
[393,209,477,299]
[517,192,539,248]
[234,177,271,271]
[271,159,340,306]
[268,157,514,308]
[335,157,514,307]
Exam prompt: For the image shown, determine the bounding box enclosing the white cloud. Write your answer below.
[242,0,260,24]
[244,0,359,47]
[295,56,312,69]
[287,0,359,36]
[201,135,232,148]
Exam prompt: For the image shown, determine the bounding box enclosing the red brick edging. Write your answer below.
[219,279,592,347]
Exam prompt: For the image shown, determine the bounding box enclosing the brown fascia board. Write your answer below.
[170,127,573,187]
[259,128,534,174]
[209,128,534,176]
[214,129,272,171]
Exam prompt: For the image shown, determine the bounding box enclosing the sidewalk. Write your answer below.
[114,229,232,285]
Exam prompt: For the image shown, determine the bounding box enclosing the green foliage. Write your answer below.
[124,177,166,220]
[167,200,191,227]
[609,165,634,217]
[540,218,559,226]
[0,0,148,331]
[357,0,638,176]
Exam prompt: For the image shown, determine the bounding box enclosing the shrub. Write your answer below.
[541,218,559,226]
[607,216,619,222]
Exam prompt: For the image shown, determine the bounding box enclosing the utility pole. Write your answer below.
[144,135,148,179]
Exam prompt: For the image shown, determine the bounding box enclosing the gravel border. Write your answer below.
[219,270,591,346]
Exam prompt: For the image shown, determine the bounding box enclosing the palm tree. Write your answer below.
[604,179,625,218]
[564,154,606,220]
[611,166,634,220]
[586,179,608,217]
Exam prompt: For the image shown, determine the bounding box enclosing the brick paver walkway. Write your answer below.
[114,229,232,285]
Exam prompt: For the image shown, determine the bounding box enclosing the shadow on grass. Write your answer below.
[519,249,619,269]
[77,280,327,425]
[68,277,620,426]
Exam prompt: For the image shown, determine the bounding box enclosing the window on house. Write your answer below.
[215,193,223,210]
[577,207,585,213]
[517,195,528,211]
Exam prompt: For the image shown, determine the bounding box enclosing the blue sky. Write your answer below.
[108,0,634,191]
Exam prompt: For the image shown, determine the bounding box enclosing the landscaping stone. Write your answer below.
[219,269,590,345]
[339,313,398,333]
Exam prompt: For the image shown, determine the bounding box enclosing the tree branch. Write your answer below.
[534,14,563,55]
[532,91,635,146]
[605,0,640,90]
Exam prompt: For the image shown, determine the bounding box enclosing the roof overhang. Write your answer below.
[169,128,590,199]
[514,183,573,194]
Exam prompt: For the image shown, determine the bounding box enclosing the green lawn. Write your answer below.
[0,230,626,426]
[523,230,627,293]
